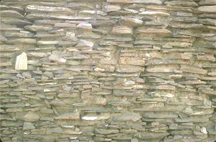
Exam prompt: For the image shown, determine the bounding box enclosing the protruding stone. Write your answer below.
[15,52,28,71]
[77,22,92,31]
[120,17,143,27]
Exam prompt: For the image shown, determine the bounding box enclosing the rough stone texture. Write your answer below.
[0,0,216,142]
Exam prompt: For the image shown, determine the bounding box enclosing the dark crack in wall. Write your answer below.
[0,0,216,142]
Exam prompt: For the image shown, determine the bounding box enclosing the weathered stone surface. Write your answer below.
[107,0,162,4]
[181,66,207,75]
[120,17,143,27]
[105,5,121,12]
[23,122,35,130]
[112,26,132,35]
[137,28,172,37]
[55,112,80,120]
[113,113,141,121]
[143,112,178,119]
[77,22,92,31]
[23,112,40,122]
[139,132,169,139]
[196,6,216,13]
[117,65,144,73]
[120,57,145,66]
[0,10,24,18]
[15,52,28,70]
[26,5,74,13]
[139,11,170,16]
[95,128,119,134]
[146,66,178,73]
[82,114,110,121]
[94,96,107,105]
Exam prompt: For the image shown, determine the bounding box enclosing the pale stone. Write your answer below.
[146,66,177,73]
[107,0,162,4]
[123,80,135,86]
[26,5,74,13]
[49,54,66,63]
[201,127,208,134]
[23,122,35,130]
[113,113,141,121]
[15,52,28,70]
[37,41,59,45]
[76,40,94,47]
[117,65,144,73]
[23,112,40,122]
[94,97,107,105]
[82,114,110,121]
[55,112,80,120]
[112,26,132,35]
[197,6,216,13]
[137,28,172,36]
[132,0,162,4]
[105,5,121,12]
[107,0,130,3]
[77,22,92,30]
[120,17,143,27]
[131,138,139,142]
[139,11,170,16]
[181,66,207,75]
[95,128,119,134]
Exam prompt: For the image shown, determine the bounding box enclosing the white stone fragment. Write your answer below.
[77,22,92,30]
[139,11,170,16]
[82,116,98,121]
[82,114,110,121]
[77,40,94,47]
[201,127,208,134]
[15,52,28,70]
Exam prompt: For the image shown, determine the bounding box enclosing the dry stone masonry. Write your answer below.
[0,0,216,142]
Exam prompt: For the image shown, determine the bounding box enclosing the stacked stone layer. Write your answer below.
[0,0,216,142]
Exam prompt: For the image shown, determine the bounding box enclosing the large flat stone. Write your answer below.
[15,52,28,70]
[197,6,216,13]
[113,113,141,121]
[55,112,80,120]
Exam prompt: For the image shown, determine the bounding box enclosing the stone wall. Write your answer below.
[0,0,216,142]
